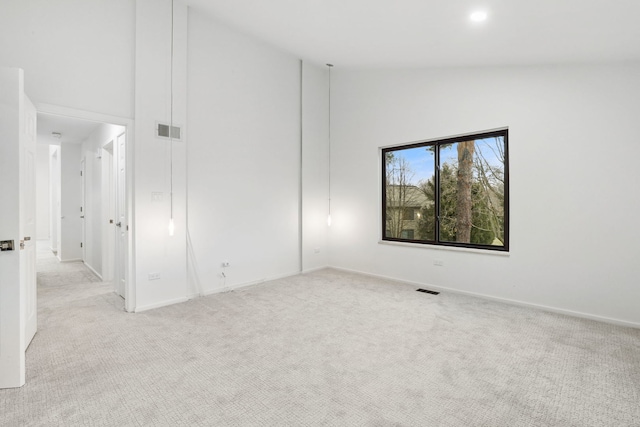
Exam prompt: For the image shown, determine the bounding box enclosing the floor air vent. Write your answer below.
[416,288,440,295]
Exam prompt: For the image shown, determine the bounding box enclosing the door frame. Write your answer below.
[22,94,37,351]
[37,103,136,312]
[101,140,115,284]
[80,157,86,262]
[115,132,127,298]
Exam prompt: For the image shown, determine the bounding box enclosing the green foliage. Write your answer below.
[417,162,499,245]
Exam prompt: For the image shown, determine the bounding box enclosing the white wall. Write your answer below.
[302,62,330,272]
[60,143,82,261]
[187,13,303,294]
[49,145,60,255]
[134,0,188,310]
[329,63,640,326]
[35,144,50,240]
[0,0,135,119]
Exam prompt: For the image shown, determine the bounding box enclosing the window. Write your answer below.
[403,208,415,220]
[382,129,509,251]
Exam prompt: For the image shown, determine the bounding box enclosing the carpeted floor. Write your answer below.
[1,243,639,426]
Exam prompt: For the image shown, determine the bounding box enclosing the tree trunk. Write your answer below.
[456,140,475,243]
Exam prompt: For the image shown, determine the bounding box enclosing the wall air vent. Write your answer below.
[157,123,181,140]
[416,288,440,295]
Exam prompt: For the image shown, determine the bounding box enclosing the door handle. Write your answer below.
[24,236,31,241]
[116,222,122,228]
[80,216,85,219]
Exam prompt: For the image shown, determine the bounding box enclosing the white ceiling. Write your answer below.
[37,113,101,145]
[185,0,640,68]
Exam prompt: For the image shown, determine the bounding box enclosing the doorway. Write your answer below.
[35,105,133,311]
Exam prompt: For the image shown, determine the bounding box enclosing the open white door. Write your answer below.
[0,67,36,388]
[115,132,126,298]
[22,94,38,349]
[102,141,115,284]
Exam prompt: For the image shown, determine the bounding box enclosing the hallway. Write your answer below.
[36,240,122,312]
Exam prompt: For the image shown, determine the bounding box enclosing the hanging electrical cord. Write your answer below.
[168,0,175,236]
[326,63,333,227]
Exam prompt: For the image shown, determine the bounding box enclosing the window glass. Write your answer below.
[382,130,508,251]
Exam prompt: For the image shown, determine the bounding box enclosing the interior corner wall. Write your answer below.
[134,0,188,311]
[35,144,50,240]
[80,131,102,276]
[0,0,135,119]
[301,62,330,272]
[49,145,61,255]
[186,12,302,294]
[329,63,640,326]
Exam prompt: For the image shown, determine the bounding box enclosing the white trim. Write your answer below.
[36,103,133,125]
[379,126,509,151]
[202,270,302,296]
[134,297,189,313]
[301,265,330,274]
[378,239,510,256]
[139,270,304,311]
[83,262,102,281]
[59,258,83,263]
[329,266,640,329]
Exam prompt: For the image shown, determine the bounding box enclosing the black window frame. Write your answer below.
[381,129,509,252]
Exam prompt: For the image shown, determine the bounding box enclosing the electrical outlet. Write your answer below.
[148,272,161,280]
[434,259,444,266]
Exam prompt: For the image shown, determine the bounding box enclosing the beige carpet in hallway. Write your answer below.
[1,244,639,426]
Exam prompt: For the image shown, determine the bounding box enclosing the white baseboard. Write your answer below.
[60,258,82,263]
[83,262,102,281]
[138,270,303,311]
[134,297,189,313]
[201,269,302,297]
[301,265,330,274]
[330,266,640,329]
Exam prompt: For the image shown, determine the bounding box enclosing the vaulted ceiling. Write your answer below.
[185,0,640,68]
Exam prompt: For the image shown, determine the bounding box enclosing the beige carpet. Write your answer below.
[1,244,639,426]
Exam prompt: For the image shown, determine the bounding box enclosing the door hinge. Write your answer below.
[80,242,83,248]
[80,171,83,176]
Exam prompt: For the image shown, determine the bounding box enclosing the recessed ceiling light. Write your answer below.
[470,11,488,22]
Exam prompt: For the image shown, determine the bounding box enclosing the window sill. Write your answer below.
[378,239,511,257]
